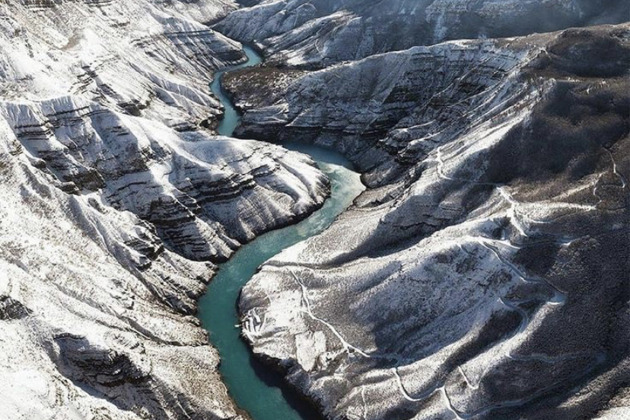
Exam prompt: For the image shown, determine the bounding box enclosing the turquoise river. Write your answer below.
[198,46,365,419]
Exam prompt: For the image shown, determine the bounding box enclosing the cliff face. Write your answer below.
[214,0,628,68]
[232,23,630,419]
[0,0,329,418]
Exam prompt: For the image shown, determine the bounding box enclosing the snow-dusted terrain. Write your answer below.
[0,0,329,418]
[227,14,630,420]
[1,0,629,419]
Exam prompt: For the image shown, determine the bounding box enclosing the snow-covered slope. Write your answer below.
[0,119,236,419]
[232,24,630,419]
[0,1,329,418]
[2,0,240,130]
[215,0,628,67]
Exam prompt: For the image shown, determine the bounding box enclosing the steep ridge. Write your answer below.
[229,22,630,419]
[0,123,235,418]
[3,97,328,264]
[214,0,628,68]
[0,0,330,418]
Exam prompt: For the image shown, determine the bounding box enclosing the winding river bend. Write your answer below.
[199,46,365,419]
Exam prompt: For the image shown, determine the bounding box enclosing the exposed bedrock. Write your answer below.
[236,24,630,419]
[0,0,330,419]
[214,0,628,68]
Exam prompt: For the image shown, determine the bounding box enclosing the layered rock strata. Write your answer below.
[215,0,628,68]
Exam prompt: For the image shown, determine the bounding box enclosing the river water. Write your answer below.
[198,46,365,419]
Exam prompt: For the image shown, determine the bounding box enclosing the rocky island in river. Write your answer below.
[0,1,628,420]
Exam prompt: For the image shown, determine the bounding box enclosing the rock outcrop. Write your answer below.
[0,0,329,419]
[232,23,630,419]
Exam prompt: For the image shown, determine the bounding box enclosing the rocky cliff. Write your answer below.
[0,0,329,418]
[231,22,630,419]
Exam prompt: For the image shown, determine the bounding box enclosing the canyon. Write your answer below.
[0,1,628,420]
